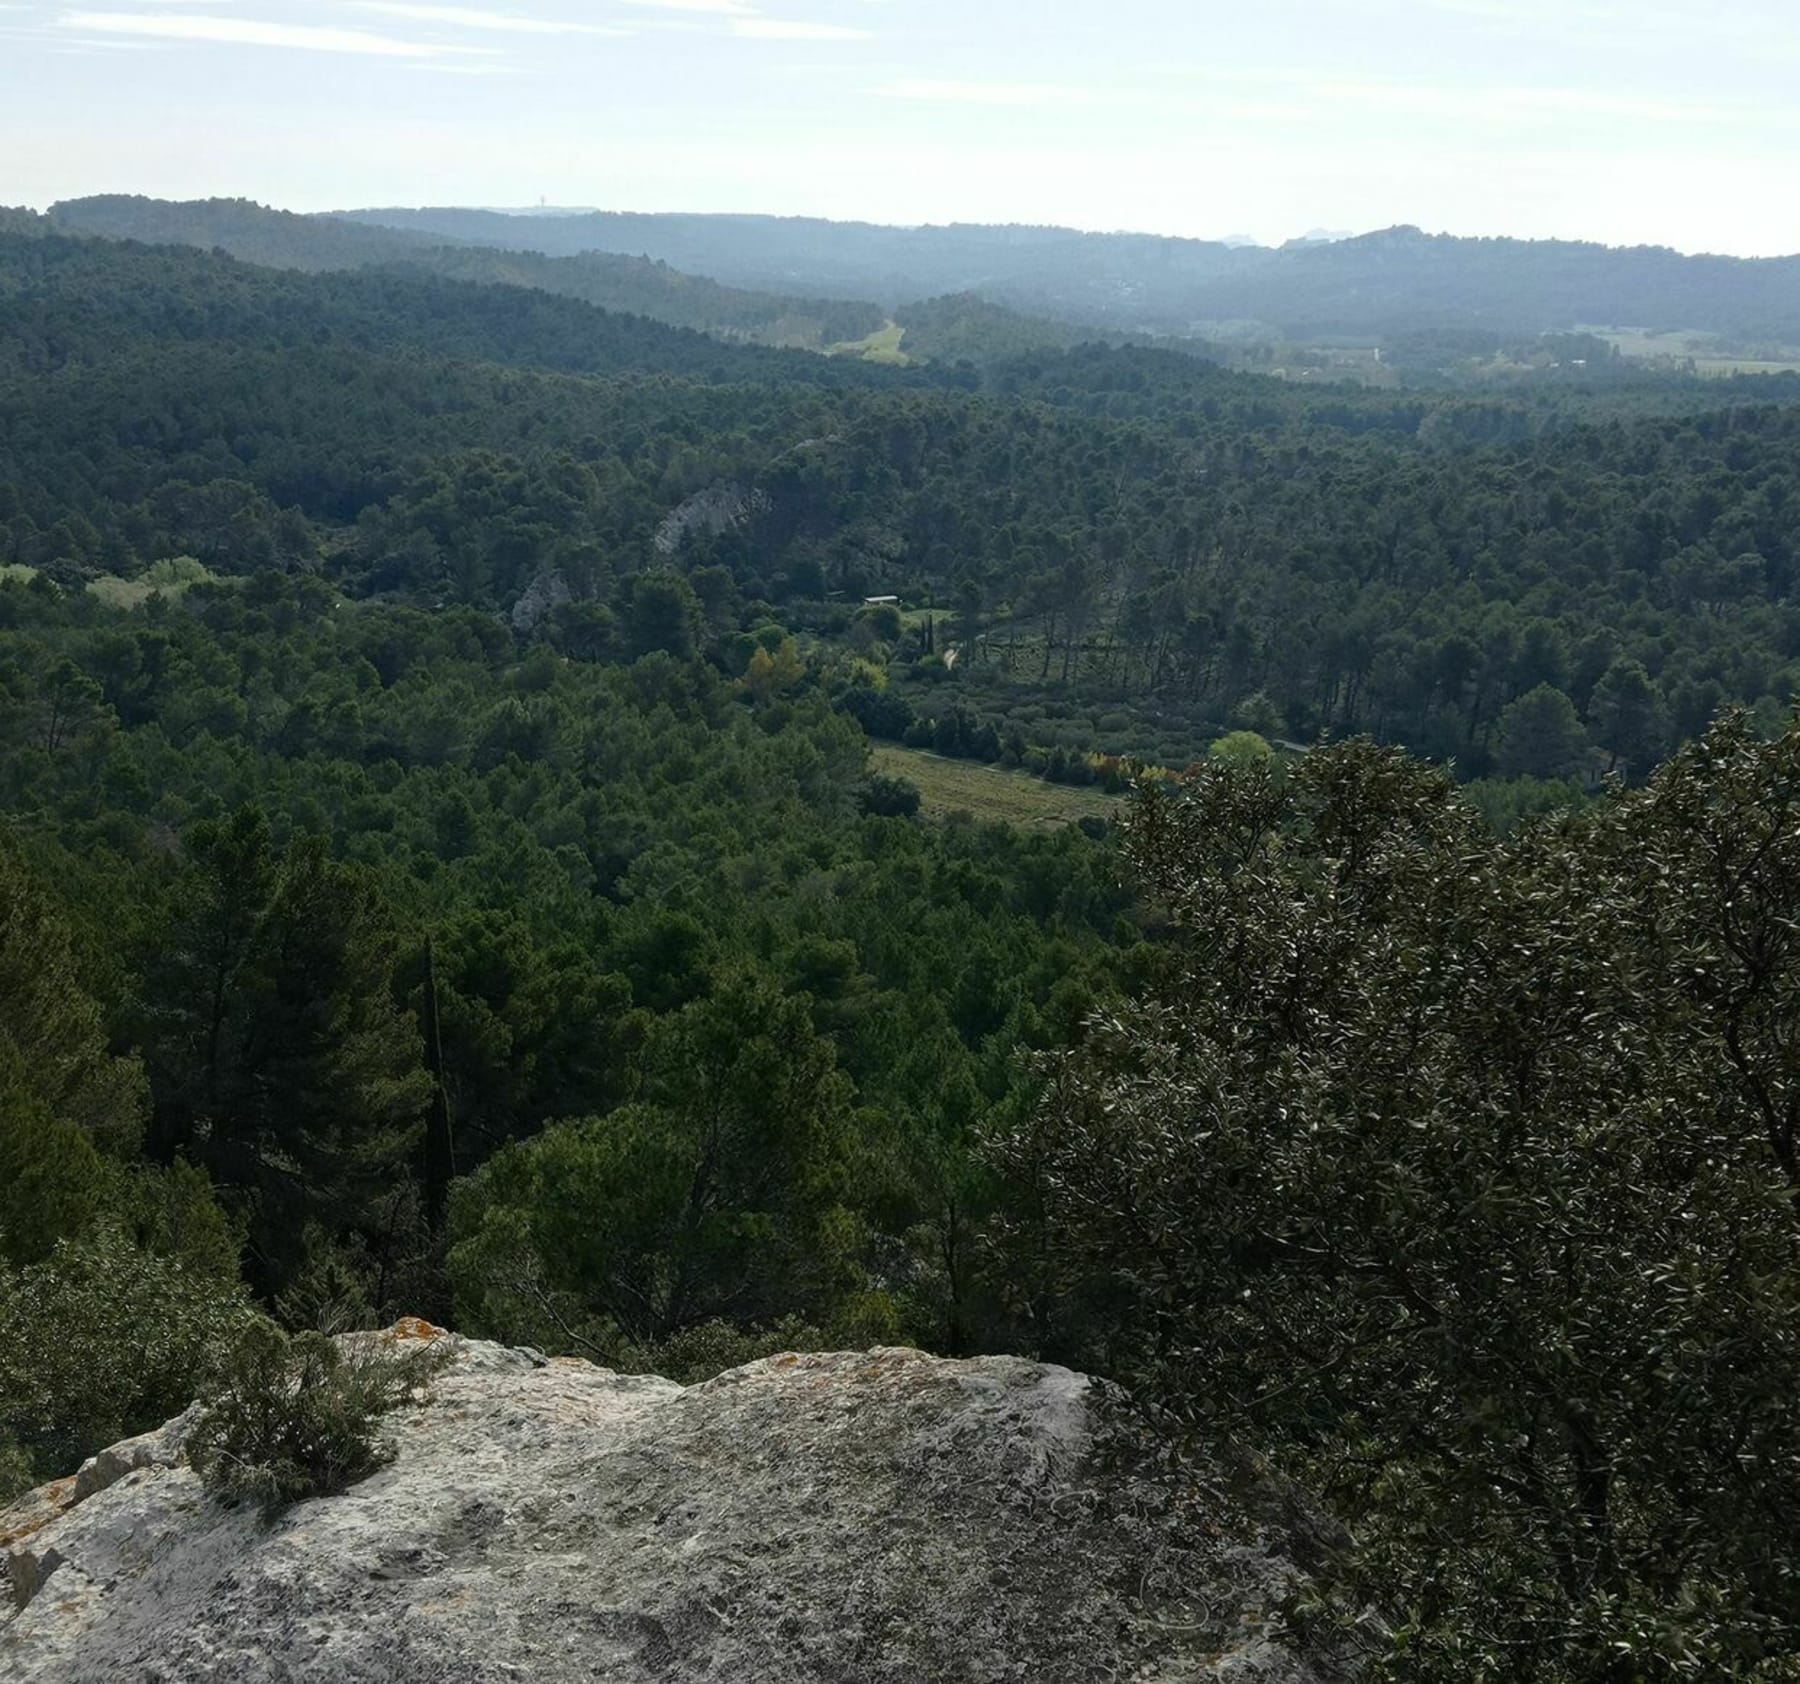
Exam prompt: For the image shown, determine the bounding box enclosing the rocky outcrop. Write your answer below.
[652,484,769,557]
[509,568,572,635]
[1,1330,1354,1682]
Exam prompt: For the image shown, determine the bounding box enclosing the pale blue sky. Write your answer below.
[3,0,1796,254]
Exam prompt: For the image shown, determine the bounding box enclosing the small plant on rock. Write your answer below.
[189,1320,448,1518]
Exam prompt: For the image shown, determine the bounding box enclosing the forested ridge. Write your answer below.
[5,229,1798,781]
[45,196,890,351]
[3,222,1800,1678]
[341,204,1800,341]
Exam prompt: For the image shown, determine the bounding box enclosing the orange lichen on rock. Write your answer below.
[385,1318,446,1344]
[0,1478,77,1551]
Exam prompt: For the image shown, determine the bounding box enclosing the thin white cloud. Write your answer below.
[59,10,487,54]
[732,17,868,37]
[403,56,521,71]
[349,3,631,35]
[616,0,755,13]
[1306,76,1746,127]
[881,78,1083,105]
[1412,0,1620,18]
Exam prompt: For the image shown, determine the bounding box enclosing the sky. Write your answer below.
[2,0,1797,255]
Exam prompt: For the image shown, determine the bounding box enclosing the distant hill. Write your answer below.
[46,196,1204,364]
[51,194,443,269]
[340,206,1800,344]
[339,207,1245,322]
[0,228,918,393]
[46,196,886,351]
[893,292,1215,366]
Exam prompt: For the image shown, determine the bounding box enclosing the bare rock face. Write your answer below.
[652,484,769,557]
[0,1332,1353,1683]
[509,568,573,635]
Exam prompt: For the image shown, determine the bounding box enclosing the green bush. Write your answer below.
[0,1430,32,1503]
[189,1321,447,1518]
[1003,722,1800,1679]
[1208,729,1275,768]
[0,1225,248,1481]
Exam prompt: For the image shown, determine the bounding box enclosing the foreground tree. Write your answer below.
[142,809,431,1293]
[997,717,1800,1681]
[0,843,244,1492]
[447,974,878,1360]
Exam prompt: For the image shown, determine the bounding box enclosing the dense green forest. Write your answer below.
[5,227,1799,784]
[3,221,1799,1678]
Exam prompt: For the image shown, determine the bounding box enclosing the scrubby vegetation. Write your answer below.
[1003,720,1800,1679]
[189,1322,447,1517]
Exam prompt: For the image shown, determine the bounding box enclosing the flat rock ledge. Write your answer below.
[2,1326,1354,1682]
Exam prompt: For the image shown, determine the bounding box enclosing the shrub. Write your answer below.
[0,1225,248,1481]
[859,773,922,819]
[620,1316,826,1384]
[189,1321,447,1518]
[0,1430,32,1503]
[1209,729,1274,768]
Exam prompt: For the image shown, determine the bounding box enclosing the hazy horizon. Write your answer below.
[31,198,1800,265]
[4,0,1799,258]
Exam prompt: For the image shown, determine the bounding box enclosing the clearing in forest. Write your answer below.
[828,321,911,364]
[871,744,1121,828]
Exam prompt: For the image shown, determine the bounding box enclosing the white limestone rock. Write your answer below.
[1,1329,1354,1682]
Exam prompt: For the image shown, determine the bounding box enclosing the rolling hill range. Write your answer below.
[42,197,1205,367]
[339,205,1800,345]
[44,196,887,352]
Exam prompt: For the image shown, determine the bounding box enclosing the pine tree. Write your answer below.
[143,811,430,1291]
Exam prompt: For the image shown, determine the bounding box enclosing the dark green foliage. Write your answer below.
[140,811,432,1293]
[0,839,146,1166]
[0,844,247,1485]
[625,572,705,660]
[0,1224,248,1480]
[1588,655,1669,773]
[1496,683,1590,778]
[448,976,870,1350]
[3,225,1797,787]
[839,686,915,741]
[999,720,1800,1679]
[188,1321,447,1518]
[0,559,1129,1387]
[0,1433,30,1503]
[859,772,922,818]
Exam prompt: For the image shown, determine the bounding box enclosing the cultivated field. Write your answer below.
[1590,326,1800,377]
[870,744,1122,828]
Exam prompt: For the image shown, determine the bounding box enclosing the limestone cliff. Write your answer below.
[2,1328,1354,1682]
